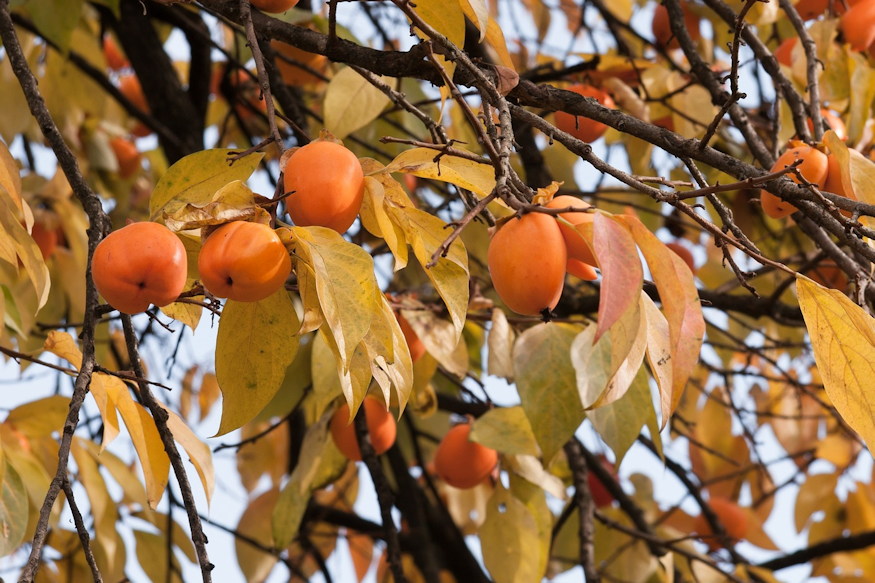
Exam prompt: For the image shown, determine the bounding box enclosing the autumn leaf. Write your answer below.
[797,276,875,455]
[480,485,543,583]
[360,176,409,270]
[214,289,301,436]
[471,406,540,457]
[592,213,643,341]
[386,147,496,198]
[324,67,391,139]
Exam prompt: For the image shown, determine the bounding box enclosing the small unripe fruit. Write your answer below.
[198,221,292,302]
[283,141,365,234]
[329,396,397,461]
[487,213,567,316]
[433,423,498,489]
[92,222,188,314]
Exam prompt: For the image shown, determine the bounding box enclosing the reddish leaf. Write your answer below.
[592,213,643,341]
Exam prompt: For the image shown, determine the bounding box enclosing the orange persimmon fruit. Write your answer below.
[760,144,829,219]
[487,213,567,316]
[109,137,141,179]
[272,40,329,86]
[397,312,426,362]
[92,222,188,314]
[251,0,299,12]
[652,2,701,49]
[807,109,847,141]
[329,396,397,461]
[693,497,749,551]
[554,84,616,143]
[806,259,849,292]
[433,423,498,489]
[198,221,292,302]
[841,0,875,52]
[103,36,128,71]
[283,140,365,234]
[774,37,797,67]
[118,74,151,137]
[546,195,598,266]
[31,222,58,260]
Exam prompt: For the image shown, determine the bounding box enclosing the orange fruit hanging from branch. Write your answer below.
[554,85,616,143]
[329,396,397,461]
[760,143,829,219]
[92,222,188,314]
[198,221,292,302]
[433,423,498,489]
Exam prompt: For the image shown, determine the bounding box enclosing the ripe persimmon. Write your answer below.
[109,137,141,179]
[92,222,188,314]
[118,75,151,137]
[283,140,364,234]
[433,423,498,489]
[546,195,597,265]
[487,213,567,316]
[666,241,696,274]
[567,258,598,281]
[272,40,329,86]
[198,221,292,302]
[329,396,397,461]
[397,312,426,362]
[103,36,128,71]
[807,109,847,141]
[251,0,299,12]
[652,2,701,49]
[841,0,875,52]
[693,497,749,551]
[823,152,855,216]
[554,84,615,143]
[760,144,829,219]
[806,259,849,291]
[774,37,797,67]
[31,222,58,260]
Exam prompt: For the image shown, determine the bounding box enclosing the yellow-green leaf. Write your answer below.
[480,485,542,583]
[113,388,170,509]
[797,276,875,455]
[0,457,27,557]
[149,149,264,221]
[324,67,391,139]
[471,406,540,457]
[360,176,408,270]
[163,407,215,506]
[214,289,301,436]
[514,323,584,463]
[487,308,515,380]
[386,148,496,198]
[587,366,653,465]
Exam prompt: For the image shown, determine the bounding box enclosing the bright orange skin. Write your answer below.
[774,37,797,67]
[806,260,849,292]
[251,0,300,12]
[31,222,58,260]
[841,0,875,51]
[198,221,292,302]
[694,497,749,551]
[329,396,397,461]
[760,145,829,219]
[823,153,855,218]
[118,75,151,137]
[92,222,188,314]
[283,141,364,234]
[546,195,597,266]
[554,85,616,143]
[272,40,329,86]
[567,258,598,280]
[397,312,426,362]
[588,457,616,508]
[109,137,141,179]
[807,109,847,141]
[666,241,696,274]
[487,213,567,316]
[652,3,701,49]
[433,424,498,489]
[103,37,128,71]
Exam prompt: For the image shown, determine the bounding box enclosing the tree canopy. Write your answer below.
[2,0,875,581]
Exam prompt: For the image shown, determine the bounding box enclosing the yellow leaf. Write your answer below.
[360,176,409,270]
[289,226,380,371]
[163,406,215,506]
[587,366,653,465]
[0,458,27,556]
[149,149,264,221]
[364,297,414,412]
[386,147,496,198]
[324,67,391,139]
[507,475,552,581]
[5,395,71,438]
[198,372,221,423]
[0,187,49,310]
[401,308,467,378]
[237,421,290,493]
[402,207,470,339]
[480,485,542,583]
[133,530,184,583]
[486,308,515,380]
[237,489,281,583]
[214,288,301,436]
[113,389,170,508]
[471,406,540,457]
[514,323,584,463]
[641,295,672,428]
[272,411,347,548]
[162,180,263,232]
[0,139,23,218]
[797,276,875,455]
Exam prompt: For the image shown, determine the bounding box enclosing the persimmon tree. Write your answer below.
[3,0,875,581]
